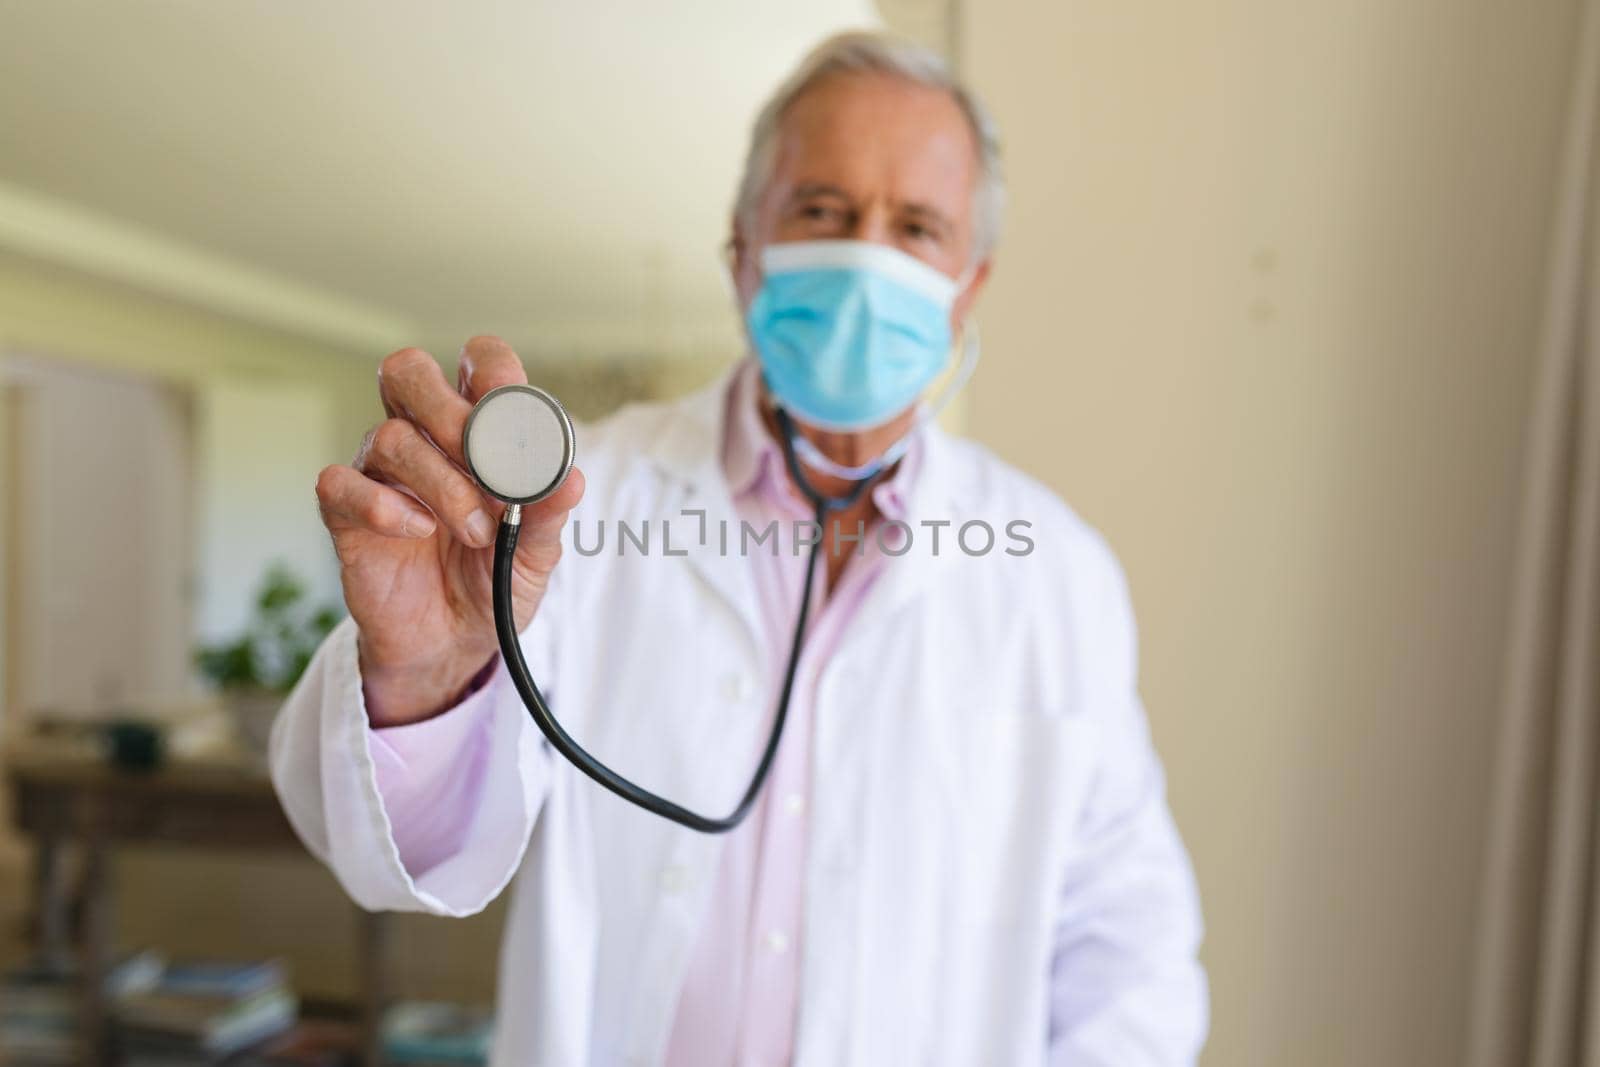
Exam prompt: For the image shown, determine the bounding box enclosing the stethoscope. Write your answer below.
[461,383,868,833]
[459,330,977,833]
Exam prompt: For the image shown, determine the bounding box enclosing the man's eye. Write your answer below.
[903,221,939,243]
[801,204,837,222]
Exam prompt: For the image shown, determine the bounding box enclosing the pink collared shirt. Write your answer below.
[370,359,920,1067]
[661,361,918,1067]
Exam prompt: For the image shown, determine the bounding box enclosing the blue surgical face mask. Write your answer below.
[745,240,963,433]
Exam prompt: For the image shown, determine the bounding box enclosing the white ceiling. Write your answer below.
[0,0,882,358]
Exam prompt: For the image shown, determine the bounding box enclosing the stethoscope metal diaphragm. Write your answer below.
[462,384,576,505]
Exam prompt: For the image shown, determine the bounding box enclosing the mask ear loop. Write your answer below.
[784,318,982,483]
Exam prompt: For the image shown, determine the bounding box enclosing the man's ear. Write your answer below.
[727,220,760,306]
[951,258,992,329]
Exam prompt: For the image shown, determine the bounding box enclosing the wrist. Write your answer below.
[358,635,498,727]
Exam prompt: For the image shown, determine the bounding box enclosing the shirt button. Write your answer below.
[766,929,790,955]
[783,792,805,816]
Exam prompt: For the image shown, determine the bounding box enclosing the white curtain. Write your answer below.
[1468,1,1600,1064]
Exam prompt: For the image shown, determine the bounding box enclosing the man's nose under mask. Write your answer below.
[745,239,962,433]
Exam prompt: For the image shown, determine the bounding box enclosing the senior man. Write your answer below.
[272,31,1206,1066]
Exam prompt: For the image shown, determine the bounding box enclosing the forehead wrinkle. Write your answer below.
[759,74,979,242]
[776,130,975,206]
[787,181,853,201]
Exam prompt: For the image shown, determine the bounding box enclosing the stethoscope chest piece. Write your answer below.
[463,384,576,505]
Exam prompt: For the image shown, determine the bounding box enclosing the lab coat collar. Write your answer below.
[648,358,967,518]
[647,359,971,649]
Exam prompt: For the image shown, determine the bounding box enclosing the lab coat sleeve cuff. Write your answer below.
[368,665,497,779]
[368,670,503,880]
[270,616,551,917]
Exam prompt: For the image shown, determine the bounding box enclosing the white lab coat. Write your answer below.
[270,366,1207,1066]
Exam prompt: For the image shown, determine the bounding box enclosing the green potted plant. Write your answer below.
[195,562,342,754]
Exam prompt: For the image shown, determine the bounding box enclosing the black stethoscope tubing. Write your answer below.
[492,407,870,833]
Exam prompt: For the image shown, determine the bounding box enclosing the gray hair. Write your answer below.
[733,31,1005,261]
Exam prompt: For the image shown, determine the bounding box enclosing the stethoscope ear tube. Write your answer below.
[493,502,826,834]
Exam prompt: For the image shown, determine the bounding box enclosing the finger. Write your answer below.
[355,418,499,549]
[377,347,474,468]
[457,334,529,404]
[316,464,436,540]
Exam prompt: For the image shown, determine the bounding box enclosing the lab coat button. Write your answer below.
[783,792,805,816]
[721,672,754,703]
[659,864,689,895]
[766,929,790,954]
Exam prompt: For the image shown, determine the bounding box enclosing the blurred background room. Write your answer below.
[0,0,1594,1064]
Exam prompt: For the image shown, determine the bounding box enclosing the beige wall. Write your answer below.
[0,251,381,447]
[964,2,1579,1064]
[0,251,380,732]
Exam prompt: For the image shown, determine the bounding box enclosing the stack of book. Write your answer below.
[0,950,164,1065]
[382,1001,494,1065]
[0,963,76,1066]
[115,958,298,1065]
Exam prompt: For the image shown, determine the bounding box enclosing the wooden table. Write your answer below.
[5,751,391,1065]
